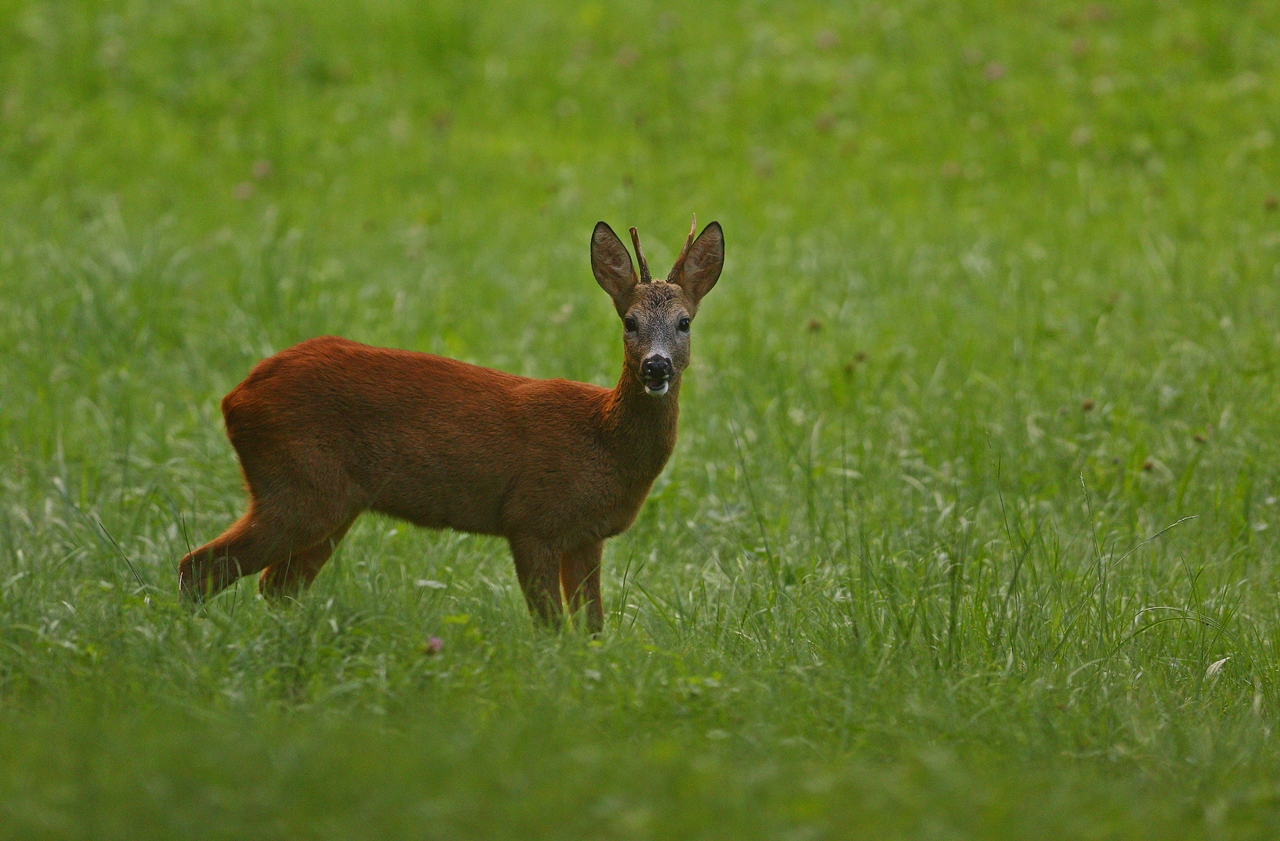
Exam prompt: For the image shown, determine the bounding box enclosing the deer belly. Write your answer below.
[374,491,506,536]
[362,457,509,536]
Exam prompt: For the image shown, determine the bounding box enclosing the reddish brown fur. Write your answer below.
[178,220,724,632]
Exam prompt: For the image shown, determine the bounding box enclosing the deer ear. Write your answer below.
[590,221,638,316]
[671,221,724,306]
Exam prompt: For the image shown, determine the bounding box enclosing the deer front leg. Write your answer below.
[560,541,604,634]
[508,536,563,627]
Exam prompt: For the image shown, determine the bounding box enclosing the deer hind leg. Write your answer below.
[178,499,350,603]
[508,536,564,627]
[257,515,357,600]
[178,507,270,601]
[560,541,604,634]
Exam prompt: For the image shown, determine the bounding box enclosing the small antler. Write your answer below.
[667,213,698,281]
[629,226,652,283]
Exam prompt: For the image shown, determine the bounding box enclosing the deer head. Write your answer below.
[591,216,724,396]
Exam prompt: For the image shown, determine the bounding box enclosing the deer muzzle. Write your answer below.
[640,355,674,396]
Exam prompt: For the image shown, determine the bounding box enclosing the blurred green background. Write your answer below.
[3,1,1280,838]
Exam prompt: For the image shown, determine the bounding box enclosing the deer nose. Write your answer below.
[641,356,673,382]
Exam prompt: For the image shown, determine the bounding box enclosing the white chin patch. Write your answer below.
[645,381,670,396]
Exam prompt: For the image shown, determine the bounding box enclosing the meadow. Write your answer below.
[3,0,1280,837]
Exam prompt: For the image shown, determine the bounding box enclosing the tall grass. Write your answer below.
[3,0,1280,837]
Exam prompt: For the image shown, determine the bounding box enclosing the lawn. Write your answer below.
[3,0,1280,837]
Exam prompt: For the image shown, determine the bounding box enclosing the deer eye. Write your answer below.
[623,316,638,333]
[678,317,691,332]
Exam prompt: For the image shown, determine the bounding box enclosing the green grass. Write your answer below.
[3,0,1280,837]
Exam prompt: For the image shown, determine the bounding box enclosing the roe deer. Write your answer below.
[178,217,724,632]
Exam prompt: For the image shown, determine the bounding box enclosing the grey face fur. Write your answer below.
[589,219,725,397]
[623,283,691,395]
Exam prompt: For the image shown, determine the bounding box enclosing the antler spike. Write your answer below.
[667,213,698,281]
[629,226,652,283]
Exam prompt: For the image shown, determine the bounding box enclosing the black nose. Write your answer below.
[641,356,673,381]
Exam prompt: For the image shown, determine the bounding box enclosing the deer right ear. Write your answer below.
[669,220,724,307]
[591,221,639,317]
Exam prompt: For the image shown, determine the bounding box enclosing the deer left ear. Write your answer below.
[670,221,724,306]
[591,221,639,317]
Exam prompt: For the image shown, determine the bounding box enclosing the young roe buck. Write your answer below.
[178,217,724,632]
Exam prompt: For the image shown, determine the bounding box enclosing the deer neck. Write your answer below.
[601,356,681,479]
